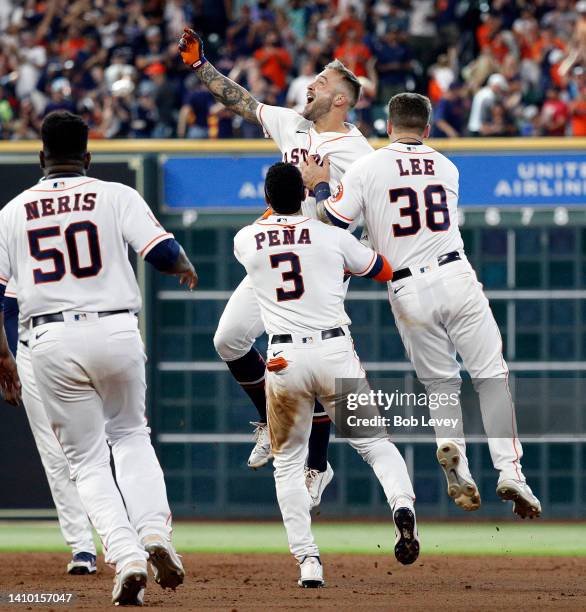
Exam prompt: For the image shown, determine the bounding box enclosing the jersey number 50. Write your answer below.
[28,221,102,284]
[390,185,450,237]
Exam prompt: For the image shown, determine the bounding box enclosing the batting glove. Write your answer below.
[178,28,207,70]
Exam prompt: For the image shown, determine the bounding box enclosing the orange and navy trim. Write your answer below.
[139,232,174,257]
[353,253,393,282]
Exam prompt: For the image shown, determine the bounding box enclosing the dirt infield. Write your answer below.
[1,553,585,611]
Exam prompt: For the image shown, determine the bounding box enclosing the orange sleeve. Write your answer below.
[373,255,393,282]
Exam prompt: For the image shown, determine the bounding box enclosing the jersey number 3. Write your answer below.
[270,252,305,301]
[390,185,450,237]
[28,221,102,284]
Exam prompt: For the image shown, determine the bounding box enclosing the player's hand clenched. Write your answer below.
[178,28,207,70]
[301,155,330,191]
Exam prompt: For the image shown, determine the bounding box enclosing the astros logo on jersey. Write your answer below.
[331,183,344,203]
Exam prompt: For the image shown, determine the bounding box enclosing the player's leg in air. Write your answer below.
[266,333,418,587]
[443,270,541,519]
[3,296,97,575]
[390,263,540,518]
[391,286,481,512]
[213,279,333,505]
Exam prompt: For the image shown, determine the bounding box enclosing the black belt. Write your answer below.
[392,251,461,282]
[271,327,345,344]
[32,309,130,328]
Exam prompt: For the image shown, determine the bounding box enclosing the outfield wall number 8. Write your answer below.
[390,185,450,237]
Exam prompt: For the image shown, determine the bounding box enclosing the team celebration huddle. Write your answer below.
[0,28,540,606]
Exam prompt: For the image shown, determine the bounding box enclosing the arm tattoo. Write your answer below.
[196,63,260,124]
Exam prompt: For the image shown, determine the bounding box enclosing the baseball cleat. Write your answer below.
[67,551,97,575]
[112,560,147,606]
[143,536,185,590]
[247,421,273,469]
[496,479,541,519]
[393,507,420,565]
[305,462,334,509]
[436,442,481,511]
[297,556,324,588]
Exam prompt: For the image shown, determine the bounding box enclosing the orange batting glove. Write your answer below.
[178,28,207,70]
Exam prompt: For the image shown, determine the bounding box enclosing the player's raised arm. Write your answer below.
[178,28,260,125]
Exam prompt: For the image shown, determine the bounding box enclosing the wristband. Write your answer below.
[314,181,331,203]
[192,56,207,70]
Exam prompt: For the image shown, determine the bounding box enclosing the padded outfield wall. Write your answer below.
[0,137,585,520]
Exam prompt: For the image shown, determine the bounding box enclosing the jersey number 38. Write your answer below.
[390,185,450,237]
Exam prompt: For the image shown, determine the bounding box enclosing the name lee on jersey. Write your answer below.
[24,193,97,221]
[396,158,436,176]
[255,226,312,251]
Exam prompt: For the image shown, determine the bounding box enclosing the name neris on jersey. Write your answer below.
[254,225,312,251]
[23,192,97,221]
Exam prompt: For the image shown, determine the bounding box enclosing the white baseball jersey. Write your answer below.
[234,214,381,335]
[256,104,374,219]
[0,175,172,321]
[324,142,464,270]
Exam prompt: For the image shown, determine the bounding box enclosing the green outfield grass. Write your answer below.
[0,521,584,556]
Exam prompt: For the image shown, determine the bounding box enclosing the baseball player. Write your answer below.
[4,281,97,575]
[0,111,196,605]
[304,93,541,519]
[179,29,373,500]
[235,162,419,586]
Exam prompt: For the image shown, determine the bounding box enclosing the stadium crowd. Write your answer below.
[1,0,586,140]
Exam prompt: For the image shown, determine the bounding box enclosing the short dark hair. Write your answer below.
[325,59,362,108]
[41,111,88,160]
[264,162,305,214]
[388,93,432,133]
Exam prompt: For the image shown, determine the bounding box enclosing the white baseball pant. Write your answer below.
[214,275,264,362]
[30,311,172,570]
[17,341,95,555]
[266,331,415,560]
[389,257,523,481]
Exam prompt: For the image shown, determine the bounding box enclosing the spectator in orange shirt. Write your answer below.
[476,13,502,50]
[334,29,371,78]
[488,30,512,64]
[335,5,365,42]
[520,24,566,63]
[253,31,292,92]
